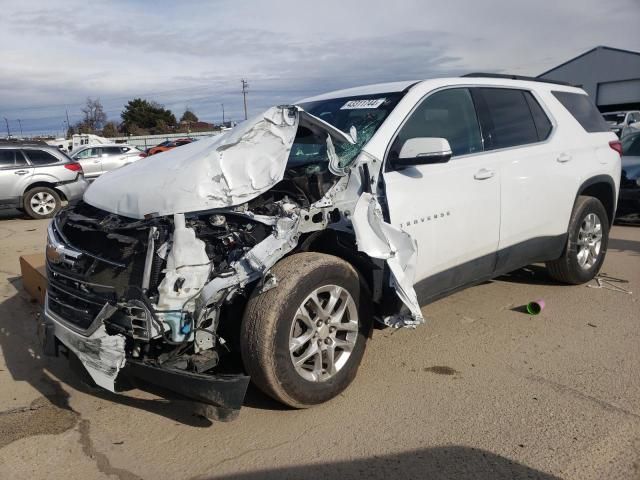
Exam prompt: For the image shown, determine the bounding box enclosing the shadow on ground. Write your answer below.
[0,278,215,429]
[205,446,560,480]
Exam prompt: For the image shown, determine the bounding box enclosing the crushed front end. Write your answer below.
[41,202,263,419]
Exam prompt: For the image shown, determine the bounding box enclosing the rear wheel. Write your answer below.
[546,196,609,284]
[240,252,372,408]
[23,187,61,219]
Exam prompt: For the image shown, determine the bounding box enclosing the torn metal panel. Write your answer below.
[54,322,126,391]
[352,192,424,327]
[83,106,354,220]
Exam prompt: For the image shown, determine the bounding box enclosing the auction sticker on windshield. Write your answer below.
[341,98,386,110]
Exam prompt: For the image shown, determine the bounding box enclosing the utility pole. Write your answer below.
[241,79,249,120]
[65,109,70,135]
[18,119,23,137]
[221,103,225,125]
[3,117,10,138]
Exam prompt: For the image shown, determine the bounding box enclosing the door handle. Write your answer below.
[474,168,495,180]
[14,170,28,175]
[93,160,100,163]
[557,153,572,163]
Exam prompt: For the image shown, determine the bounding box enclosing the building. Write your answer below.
[538,46,640,112]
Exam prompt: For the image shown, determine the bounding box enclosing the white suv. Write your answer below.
[41,75,621,418]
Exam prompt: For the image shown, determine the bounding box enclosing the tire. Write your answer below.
[23,187,62,219]
[546,196,609,284]
[240,252,372,408]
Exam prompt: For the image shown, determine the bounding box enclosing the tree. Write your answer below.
[102,121,119,137]
[121,98,176,134]
[81,97,107,131]
[180,109,198,123]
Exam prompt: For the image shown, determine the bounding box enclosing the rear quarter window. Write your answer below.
[551,91,609,133]
[23,149,61,165]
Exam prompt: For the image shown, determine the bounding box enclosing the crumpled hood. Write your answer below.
[83,106,354,219]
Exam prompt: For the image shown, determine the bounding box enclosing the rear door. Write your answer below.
[74,147,102,179]
[382,87,501,300]
[471,87,572,271]
[0,149,32,205]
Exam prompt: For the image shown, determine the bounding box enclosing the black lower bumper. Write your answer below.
[121,360,250,421]
[39,314,250,421]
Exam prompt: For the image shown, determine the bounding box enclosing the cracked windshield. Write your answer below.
[293,93,404,168]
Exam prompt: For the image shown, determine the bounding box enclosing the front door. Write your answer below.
[382,87,501,302]
[0,149,33,206]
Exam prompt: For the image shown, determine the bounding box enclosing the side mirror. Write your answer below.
[394,137,452,167]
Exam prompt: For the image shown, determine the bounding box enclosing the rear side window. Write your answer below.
[24,149,60,165]
[551,91,609,133]
[104,146,122,155]
[0,149,27,168]
[524,92,553,140]
[474,88,539,150]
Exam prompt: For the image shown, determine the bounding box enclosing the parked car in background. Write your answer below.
[71,144,143,180]
[0,142,87,219]
[617,131,640,221]
[146,138,193,156]
[603,111,640,138]
[41,75,620,417]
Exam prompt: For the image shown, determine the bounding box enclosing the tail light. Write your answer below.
[139,153,147,158]
[64,162,83,172]
[609,140,623,156]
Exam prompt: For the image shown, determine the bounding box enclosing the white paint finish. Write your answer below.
[53,322,126,392]
[352,192,423,326]
[83,107,354,219]
[383,155,501,281]
[83,107,298,219]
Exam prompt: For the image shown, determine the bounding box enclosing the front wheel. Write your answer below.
[240,252,372,408]
[546,196,609,284]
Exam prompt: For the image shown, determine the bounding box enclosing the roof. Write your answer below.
[295,80,419,103]
[538,45,640,77]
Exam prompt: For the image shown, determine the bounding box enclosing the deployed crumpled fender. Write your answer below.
[83,106,354,219]
[352,192,424,327]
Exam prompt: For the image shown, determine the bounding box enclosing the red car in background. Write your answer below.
[145,138,193,156]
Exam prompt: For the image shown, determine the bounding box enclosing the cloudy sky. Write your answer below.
[1,0,639,135]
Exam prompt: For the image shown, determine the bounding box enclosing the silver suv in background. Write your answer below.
[0,142,88,219]
[71,144,143,180]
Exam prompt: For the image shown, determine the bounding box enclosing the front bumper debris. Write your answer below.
[40,300,250,419]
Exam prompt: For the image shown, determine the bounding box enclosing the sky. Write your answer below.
[1,0,639,136]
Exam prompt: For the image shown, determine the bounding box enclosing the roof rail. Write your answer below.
[461,73,575,87]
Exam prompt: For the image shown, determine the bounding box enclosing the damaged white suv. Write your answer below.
[40,74,621,418]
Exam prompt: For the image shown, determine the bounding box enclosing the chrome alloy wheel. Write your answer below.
[576,212,602,269]
[289,285,359,382]
[30,191,57,215]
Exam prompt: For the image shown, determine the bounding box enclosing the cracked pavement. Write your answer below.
[0,208,639,479]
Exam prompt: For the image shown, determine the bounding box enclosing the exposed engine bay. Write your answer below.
[41,105,423,418]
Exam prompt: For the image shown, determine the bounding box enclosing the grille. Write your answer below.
[47,202,157,331]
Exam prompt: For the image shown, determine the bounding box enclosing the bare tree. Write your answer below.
[81,97,107,131]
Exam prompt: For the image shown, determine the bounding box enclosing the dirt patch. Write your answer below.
[0,395,78,448]
[423,366,459,376]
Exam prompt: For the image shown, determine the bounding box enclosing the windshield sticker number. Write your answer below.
[340,98,386,110]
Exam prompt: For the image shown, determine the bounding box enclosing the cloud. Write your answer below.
[0,0,638,134]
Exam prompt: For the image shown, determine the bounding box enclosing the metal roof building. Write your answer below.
[538,46,640,112]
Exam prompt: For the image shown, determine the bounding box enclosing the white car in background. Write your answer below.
[70,144,144,180]
[603,110,640,138]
